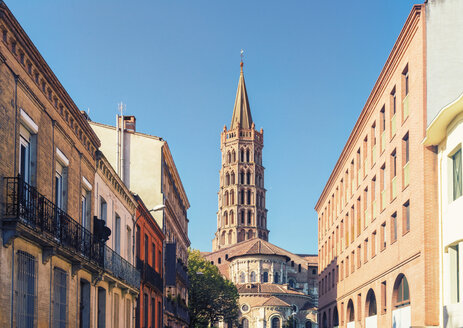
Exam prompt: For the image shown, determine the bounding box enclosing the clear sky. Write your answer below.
[8,0,421,254]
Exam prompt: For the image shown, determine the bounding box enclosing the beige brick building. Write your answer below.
[0,2,139,327]
[315,4,442,328]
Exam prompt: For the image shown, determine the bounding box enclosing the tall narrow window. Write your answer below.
[115,213,121,254]
[449,244,460,303]
[114,293,119,328]
[136,225,140,258]
[403,65,409,96]
[144,294,148,328]
[144,235,149,263]
[452,149,462,200]
[391,150,397,200]
[380,222,386,250]
[127,226,132,263]
[372,176,377,220]
[100,197,107,222]
[371,231,376,257]
[247,190,251,205]
[380,164,386,210]
[364,238,369,263]
[380,106,386,153]
[151,297,156,328]
[391,212,397,243]
[403,133,410,187]
[403,201,410,234]
[19,135,32,184]
[246,149,250,162]
[371,122,377,165]
[53,267,67,328]
[391,87,397,137]
[247,210,252,225]
[16,251,36,327]
[381,281,387,314]
[152,243,156,268]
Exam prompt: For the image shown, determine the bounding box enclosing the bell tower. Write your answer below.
[212,61,268,251]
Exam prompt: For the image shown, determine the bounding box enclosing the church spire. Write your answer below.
[230,61,253,129]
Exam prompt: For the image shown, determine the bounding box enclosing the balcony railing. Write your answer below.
[137,257,163,292]
[165,299,190,324]
[176,261,189,286]
[4,176,139,289]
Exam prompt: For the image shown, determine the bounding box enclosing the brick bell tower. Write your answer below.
[212,61,268,251]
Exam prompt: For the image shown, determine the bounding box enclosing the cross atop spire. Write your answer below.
[230,58,253,130]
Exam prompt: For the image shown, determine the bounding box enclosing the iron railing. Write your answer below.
[176,261,189,286]
[136,257,163,292]
[4,176,140,289]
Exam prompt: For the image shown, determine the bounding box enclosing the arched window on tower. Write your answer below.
[230,211,234,225]
[226,173,230,186]
[240,149,244,162]
[247,210,252,225]
[257,215,260,227]
[246,149,250,162]
[224,212,228,226]
[240,190,245,204]
[231,172,235,184]
[247,230,253,239]
[224,191,229,206]
[227,231,232,244]
[227,151,231,164]
[250,271,256,282]
[232,150,236,162]
[241,210,245,224]
[247,190,251,205]
[230,190,235,205]
[240,171,245,184]
[240,272,245,283]
[246,171,251,185]
[274,272,279,284]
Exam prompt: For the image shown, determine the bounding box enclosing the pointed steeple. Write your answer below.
[230,61,253,129]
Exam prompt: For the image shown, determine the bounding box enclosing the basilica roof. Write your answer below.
[236,283,306,296]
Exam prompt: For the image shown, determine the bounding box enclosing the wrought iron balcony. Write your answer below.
[164,299,190,324]
[136,257,163,292]
[176,303,190,324]
[176,260,189,286]
[3,176,140,289]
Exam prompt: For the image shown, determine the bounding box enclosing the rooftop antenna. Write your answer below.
[118,102,126,117]
[240,49,244,63]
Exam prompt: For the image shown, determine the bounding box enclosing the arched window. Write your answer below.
[224,191,229,206]
[242,318,249,328]
[322,313,328,328]
[240,190,245,204]
[347,299,355,322]
[271,317,280,328]
[227,231,232,244]
[240,171,245,184]
[241,210,245,224]
[232,150,236,162]
[240,149,244,162]
[230,190,235,205]
[394,274,410,308]
[246,171,251,184]
[240,271,245,283]
[230,211,234,225]
[333,306,339,327]
[366,289,377,316]
[250,271,256,282]
[257,215,260,227]
[288,279,295,288]
[263,271,269,283]
[220,231,225,245]
[298,264,301,273]
[227,152,231,163]
[246,149,250,162]
[247,230,253,240]
[247,190,251,205]
[224,212,228,225]
[238,229,245,242]
[247,210,252,225]
[274,272,279,284]
[226,173,230,186]
[231,172,235,184]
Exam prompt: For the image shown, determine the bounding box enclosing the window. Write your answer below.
[391,212,397,243]
[380,106,386,152]
[274,272,279,284]
[144,235,149,263]
[403,201,410,234]
[136,225,140,257]
[53,268,67,328]
[247,190,251,205]
[127,227,132,263]
[242,318,249,328]
[81,191,90,230]
[271,317,280,328]
[449,244,460,303]
[263,271,268,283]
[391,150,397,199]
[143,293,148,328]
[371,231,376,257]
[55,163,66,210]
[246,149,250,162]
[452,149,462,200]
[380,164,386,210]
[351,250,355,273]
[250,271,256,283]
[114,293,119,328]
[403,133,410,187]
[357,245,361,268]
[151,297,156,328]
[16,251,37,327]
[381,281,387,314]
[403,65,409,96]
[380,222,386,250]
[395,275,410,308]
[247,210,252,225]
[391,87,397,137]
[100,197,107,222]
[364,238,369,263]
[152,243,156,268]
[115,213,121,254]
[240,272,245,283]
[19,135,32,184]
[371,122,377,164]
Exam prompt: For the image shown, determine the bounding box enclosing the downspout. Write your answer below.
[12,72,18,177]
[10,241,14,328]
[49,257,53,328]
[439,152,444,325]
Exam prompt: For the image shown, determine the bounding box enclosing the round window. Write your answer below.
[241,304,250,312]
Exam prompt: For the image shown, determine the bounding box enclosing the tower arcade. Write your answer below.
[212,62,268,251]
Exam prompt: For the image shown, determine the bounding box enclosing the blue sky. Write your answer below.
[8,0,420,254]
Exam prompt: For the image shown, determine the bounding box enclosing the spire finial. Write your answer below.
[240,49,244,71]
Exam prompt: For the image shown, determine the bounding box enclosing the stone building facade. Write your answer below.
[0,2,139,327]
[205,62,318,328]
[89,118,190,328]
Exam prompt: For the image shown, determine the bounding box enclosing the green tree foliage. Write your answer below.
[188,249,240,328]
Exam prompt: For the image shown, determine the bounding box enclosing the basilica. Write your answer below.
[203,62,318,328]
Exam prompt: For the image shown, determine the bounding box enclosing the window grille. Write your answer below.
[53,267,67,328]
[16,250,37,328]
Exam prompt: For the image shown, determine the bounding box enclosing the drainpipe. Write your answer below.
[10,241,14,328]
